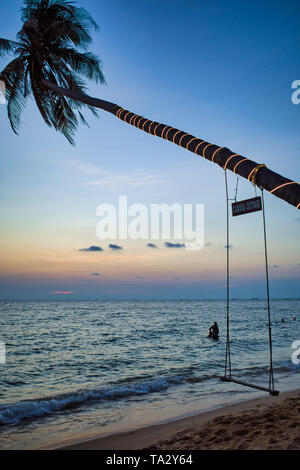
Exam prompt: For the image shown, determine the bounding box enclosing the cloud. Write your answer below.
[147,243,158,248]
[109,244,123,251]
[205,242,212,246]
[68,158,165,189]
[164,242,185,248]
[51,291,74,295]
[83,174,165,189]
[136,275,143,279]
[78,245,103,252]
[272,265,280,268]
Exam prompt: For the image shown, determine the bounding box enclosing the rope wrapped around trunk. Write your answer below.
[115,106,300,209]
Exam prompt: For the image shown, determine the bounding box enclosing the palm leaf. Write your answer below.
[1,0,104,143]
[0,58,28,133]
[52,47,105,83]
[0,38,18,58]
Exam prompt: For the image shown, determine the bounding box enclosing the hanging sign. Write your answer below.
[232,196,262,216]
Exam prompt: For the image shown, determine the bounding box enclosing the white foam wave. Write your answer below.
[0,376,181,425]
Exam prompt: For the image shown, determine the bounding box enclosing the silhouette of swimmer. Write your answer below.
[208,322,219,337]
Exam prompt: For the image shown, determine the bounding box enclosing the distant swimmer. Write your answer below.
[208,321,219,339]
[293,317,296,321]
[281,318,285,323]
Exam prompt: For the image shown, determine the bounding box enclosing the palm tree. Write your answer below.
[1,0,299,208]
[0,0,105,144]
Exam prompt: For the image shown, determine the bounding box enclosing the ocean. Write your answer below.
[0,299,299,449]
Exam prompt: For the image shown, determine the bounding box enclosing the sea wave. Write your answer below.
[0,376,183,425]
[1,359,298,426]
[0,358,299,426]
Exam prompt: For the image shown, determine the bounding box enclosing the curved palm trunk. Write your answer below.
[42,79,300,210]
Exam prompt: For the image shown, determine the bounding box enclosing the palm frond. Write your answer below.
[43,65,99,142]
[0,38,19,58]
[42,16,94,49]
[52,93,78,145]
[1,0,104,144]
[29,63,55,128]
[21,0,98,49]
[0,58,28,133]
[52,47,105,83]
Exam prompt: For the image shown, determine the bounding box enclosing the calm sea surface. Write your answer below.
[0,299,299,449]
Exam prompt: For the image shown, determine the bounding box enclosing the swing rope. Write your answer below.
[224,170,232,378]
[261,189,275,391]
[222,171,278,395]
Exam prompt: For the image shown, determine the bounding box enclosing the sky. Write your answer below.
[0,0,299,300]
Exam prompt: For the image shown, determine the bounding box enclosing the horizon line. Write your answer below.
[0,297,299,302]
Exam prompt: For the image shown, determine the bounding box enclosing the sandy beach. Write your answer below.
[46,388,300,451]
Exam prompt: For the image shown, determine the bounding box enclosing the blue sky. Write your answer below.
[0,0,299,299]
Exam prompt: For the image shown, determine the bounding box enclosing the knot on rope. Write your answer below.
[248,164,267,186]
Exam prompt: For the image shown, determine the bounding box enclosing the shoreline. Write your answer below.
[41,387,300,450]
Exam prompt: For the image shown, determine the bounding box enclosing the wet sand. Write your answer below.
[43,388,300,450]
